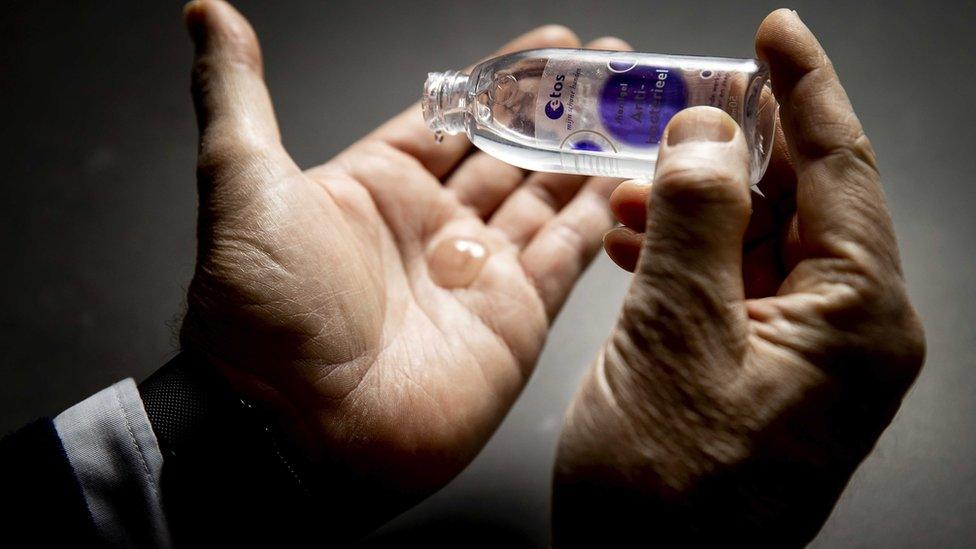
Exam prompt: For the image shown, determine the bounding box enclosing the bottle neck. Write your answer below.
[422,71,471,136]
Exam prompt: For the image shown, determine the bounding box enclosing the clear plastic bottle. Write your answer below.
[423,48,777,183]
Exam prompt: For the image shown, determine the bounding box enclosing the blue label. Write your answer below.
[599,65,687,146]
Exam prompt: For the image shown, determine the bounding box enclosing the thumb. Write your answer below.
[184,0,292,202]
[623,107,752,350]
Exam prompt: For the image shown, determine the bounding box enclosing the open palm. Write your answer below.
[179,0,626,515]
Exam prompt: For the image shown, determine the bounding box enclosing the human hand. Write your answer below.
[552,9,925,547]
[178,0,628,534]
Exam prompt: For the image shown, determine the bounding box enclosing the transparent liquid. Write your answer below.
[470,131,658,179]
[425,48,776,183]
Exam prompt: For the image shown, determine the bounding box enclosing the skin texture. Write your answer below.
[178,0,630,536]
[553,9,925,547]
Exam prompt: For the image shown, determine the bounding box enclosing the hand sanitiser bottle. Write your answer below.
[422,48,777,183]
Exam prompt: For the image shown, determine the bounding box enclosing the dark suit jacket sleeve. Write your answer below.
[0,418,98,544]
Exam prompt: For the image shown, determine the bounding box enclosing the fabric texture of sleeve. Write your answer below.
[54,378,172,548]
[140,352,325,545]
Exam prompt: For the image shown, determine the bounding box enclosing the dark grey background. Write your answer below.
[2,1,973,546]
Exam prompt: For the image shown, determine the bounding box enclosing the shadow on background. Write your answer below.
[357,515,538,549]
[356,486,546,548]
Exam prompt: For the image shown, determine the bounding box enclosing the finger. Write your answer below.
[611,180,777,249]
[446,152,526,219]
[611,103,794,235]
[605,209,788,300]
[370,25,582,179]
[488,36,632,246]
[185,0,294,192]
[488,170,589,248]
[756,9,899,274]
[603,226,642,272]
[609,178,652,231]
[755,110,797,221]
[520,176,620,319]
[631,107,751,325]
[606,187,786,284]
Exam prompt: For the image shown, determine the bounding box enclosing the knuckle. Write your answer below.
[653,159,750,211]
[828,240,903,311]
[817,245,892,311]
[817,250,926,382]
[196,133,278,186]
[191,45,262,92]
[221,28,263,74]
[189,33,263,106]
[547,219,590,266]
[196,137,234,181]
[527,179,563,211]
[833,131,879,172]
[791,97,880,174]
[901,307,927,374]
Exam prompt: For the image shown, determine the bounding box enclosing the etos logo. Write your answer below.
[544,74,566,119]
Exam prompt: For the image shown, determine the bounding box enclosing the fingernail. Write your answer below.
[665,107,737,146]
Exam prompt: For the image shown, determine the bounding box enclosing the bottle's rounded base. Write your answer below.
[745,69,778,185]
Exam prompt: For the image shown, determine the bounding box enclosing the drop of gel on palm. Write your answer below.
[428,237,488,289]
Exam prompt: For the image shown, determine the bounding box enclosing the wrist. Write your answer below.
[138,351,320,542]
[141,350,416,541]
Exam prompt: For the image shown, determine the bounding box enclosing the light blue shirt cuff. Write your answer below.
[54,378,171,548]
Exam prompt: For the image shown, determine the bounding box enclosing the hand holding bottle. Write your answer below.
[553,9,925,547]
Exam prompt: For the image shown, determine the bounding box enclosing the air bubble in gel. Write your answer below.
[428,237,488,289]
[422,48,777,183]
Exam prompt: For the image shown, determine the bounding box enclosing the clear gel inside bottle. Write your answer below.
[423,48,777,183]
